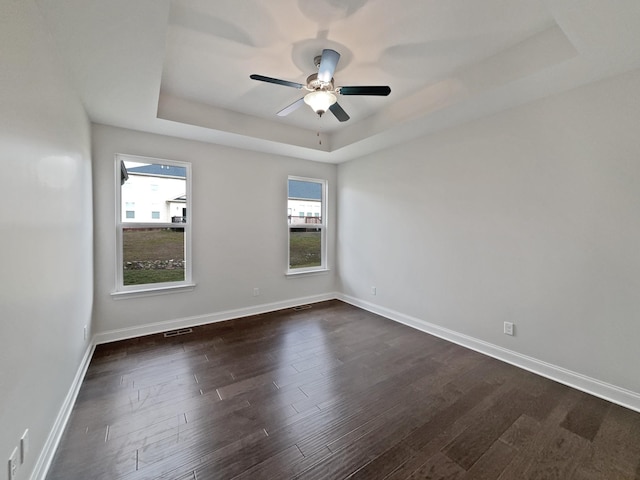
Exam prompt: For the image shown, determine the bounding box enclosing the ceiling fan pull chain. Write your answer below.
[317,116,323,145]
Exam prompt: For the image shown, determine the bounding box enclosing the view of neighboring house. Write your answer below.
[121,162,187,223]
[288,179,322,224]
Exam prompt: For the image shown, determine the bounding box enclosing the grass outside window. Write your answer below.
[289,229,322,269]
[123,228,185,285]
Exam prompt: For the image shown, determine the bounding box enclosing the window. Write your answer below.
[125,202,135,219]
[115,154,192,293]
[287,176,327,273]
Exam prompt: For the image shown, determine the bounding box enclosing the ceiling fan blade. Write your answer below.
[329,102,350,122]
[250,74,304,89]
[339,86,391,96]
[317,49,340,83]
[277,97,305,116]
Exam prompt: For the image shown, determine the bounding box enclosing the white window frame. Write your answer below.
[287,175,328,275]
[113,154,194,297]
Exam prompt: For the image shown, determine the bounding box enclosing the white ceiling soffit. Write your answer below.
[36,0,640,163]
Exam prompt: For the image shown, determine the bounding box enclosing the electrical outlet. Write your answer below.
[252,288,260,297]
[371,286,377,296]
[504,322,514,336]
[20,429,29,464]
[8,447,18,480]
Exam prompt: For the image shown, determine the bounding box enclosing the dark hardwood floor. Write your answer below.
[47,300,640,479]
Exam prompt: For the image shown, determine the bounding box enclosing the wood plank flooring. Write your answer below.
[46,300,640,480]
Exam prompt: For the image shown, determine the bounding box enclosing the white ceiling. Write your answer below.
[36,0,640,163]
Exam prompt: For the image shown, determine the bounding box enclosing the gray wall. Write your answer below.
[91,124,338,339]
[0,0,93,477]
[338,68,640,395]
[4,2,640,477]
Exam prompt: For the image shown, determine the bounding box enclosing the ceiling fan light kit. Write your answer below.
[304,90,337,116]
[250,48,390,122]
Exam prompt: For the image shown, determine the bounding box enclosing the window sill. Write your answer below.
[285,268,330,278]
[111,283,196,300]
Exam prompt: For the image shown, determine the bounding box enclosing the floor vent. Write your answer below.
[293,304,312,311]
[163,328,193,338]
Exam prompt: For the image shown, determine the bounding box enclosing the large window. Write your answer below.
[115,154,192,293]
[287,176,327,273]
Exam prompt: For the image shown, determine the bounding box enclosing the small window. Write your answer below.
[116,154,192,292]
[287,177,327,272]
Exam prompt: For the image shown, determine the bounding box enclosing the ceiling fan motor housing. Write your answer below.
[306,73,334,92]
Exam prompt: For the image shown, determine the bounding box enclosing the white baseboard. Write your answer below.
[34,293,338,479]
[337,293,640,413]
[94,292,338,345]
[35,291,640,480]
[31,341,95,480]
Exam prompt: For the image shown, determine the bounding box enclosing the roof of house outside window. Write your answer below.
[288,180,322,201]
[127,164,186,178]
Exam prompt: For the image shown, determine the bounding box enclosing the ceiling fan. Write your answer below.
[250,49,391,122]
